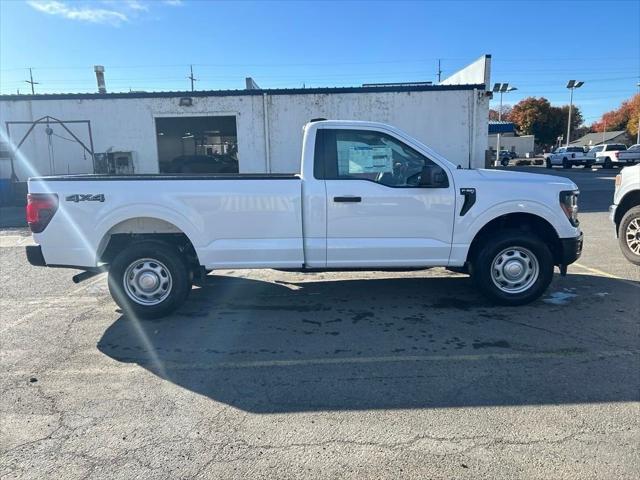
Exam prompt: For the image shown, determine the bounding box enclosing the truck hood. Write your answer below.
[474,168,578,190]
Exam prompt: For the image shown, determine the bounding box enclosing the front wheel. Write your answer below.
[472,231,554,305]
[108,241,192,319]
[618,206,640,265]
[546,159,552,169]
[501,158,509,167]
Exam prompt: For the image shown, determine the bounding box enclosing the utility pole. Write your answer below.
[187,65,197,92]
[25,68,39,94]
[437,59,442,83]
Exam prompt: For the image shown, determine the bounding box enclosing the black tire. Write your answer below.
[501,158,509,167]
[603,157,613,169]
[562,158,570,169]
[546,159,552,169]
[108,241,192,319]
[471,230,554,306]
[618,206,640,266]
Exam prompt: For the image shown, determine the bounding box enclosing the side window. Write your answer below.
[323,129,439,187]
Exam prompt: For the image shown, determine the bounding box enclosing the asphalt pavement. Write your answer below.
[1,166,638,479]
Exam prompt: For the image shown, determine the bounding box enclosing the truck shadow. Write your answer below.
[97,273,639,413]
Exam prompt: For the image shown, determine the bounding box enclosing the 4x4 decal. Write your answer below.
[65,194,105,203]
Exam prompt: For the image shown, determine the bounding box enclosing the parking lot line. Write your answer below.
[572,262,640,288]
[5,349,637,377]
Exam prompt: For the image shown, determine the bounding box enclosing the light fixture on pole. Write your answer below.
[492,83,518,166]
[565,80,584,146]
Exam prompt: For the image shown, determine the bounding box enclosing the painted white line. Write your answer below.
[0,235,35,248]
[5,349,637,377]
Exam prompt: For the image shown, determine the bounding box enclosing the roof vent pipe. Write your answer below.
[94,65,106,94]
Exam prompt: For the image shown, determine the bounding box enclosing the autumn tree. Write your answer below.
[509,97,583,147]
[489,105,512,121]
[591,94,640,138]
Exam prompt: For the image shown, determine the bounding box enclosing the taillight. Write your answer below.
[613,152,618,159]
[26,193,58,233]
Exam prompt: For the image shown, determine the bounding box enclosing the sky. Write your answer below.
[0,0,639,125]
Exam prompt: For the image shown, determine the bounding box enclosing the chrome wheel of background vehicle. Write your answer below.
[490,247,540,294]
[123,258,173,306]
[625,218,640,255]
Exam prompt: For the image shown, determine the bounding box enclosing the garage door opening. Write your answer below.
[155,116,238,174]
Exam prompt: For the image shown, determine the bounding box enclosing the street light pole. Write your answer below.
[566,80,584,147]
[636,82,639,144]
[492,83,517,166]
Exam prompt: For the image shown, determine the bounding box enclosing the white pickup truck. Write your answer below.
[25,120,583,318]
[595,143,637,169]
[545,146,591,169]
[610,163,640,265]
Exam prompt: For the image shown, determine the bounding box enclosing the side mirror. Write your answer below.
[419,164,449,188]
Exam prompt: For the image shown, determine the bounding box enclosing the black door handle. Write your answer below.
[333,196,362,203]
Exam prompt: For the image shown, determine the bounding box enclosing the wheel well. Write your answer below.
[614,191,640,229]
[99,218,200,270]
[466,213,562,265]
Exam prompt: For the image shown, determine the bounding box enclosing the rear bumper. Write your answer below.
[558,232,583,266]
[26,245,47,267]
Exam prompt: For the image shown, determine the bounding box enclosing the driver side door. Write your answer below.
[319,128,456,267]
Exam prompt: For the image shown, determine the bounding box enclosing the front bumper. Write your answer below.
[26,245,47,267]
[558,232,583,266]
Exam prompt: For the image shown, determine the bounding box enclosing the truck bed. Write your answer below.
[28,174,304,269]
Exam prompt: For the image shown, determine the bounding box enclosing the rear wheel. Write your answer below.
[603,157,613,169]
[108,241,192,319]
[562,158,570,169]
[618,206,640,266]
[546,158,552,169]
[472,231,554,305]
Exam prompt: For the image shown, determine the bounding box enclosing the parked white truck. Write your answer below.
[595,143,637,169]
[610,163,640,265]
[26,120,583,318]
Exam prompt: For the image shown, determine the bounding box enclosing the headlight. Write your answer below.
[559,190,579,227]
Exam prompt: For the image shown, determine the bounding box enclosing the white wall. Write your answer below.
[488,134,535,157]
[0,88,489,180]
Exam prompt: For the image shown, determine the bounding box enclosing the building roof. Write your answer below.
[569,130,627,146]
[488,121,516,134]
[0,83,485,101]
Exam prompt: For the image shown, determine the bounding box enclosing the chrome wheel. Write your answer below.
[625,218,640,255]
[123,258,173,306]
[491,247,539,294]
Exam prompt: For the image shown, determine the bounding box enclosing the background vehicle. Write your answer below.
[546,146,592,169]
[615,144,640,165]
[594,144,630,169]
[165,154,239,174]
[610,164,640,265]
[25,120,583,318]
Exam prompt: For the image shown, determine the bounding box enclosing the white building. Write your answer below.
[488,121,535,157]
[0,56,491,184]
